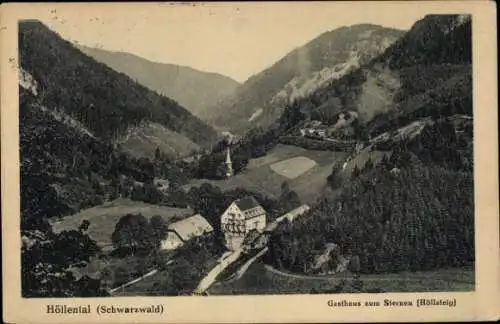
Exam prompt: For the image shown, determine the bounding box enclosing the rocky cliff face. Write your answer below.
[205,24,405,134]
[271,26,402,106]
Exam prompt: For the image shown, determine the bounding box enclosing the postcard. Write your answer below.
[1,1,499,323]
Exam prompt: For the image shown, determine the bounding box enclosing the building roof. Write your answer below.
[280,204,311,221]
[234,196,262,211]
[265,204,311,232]
[168,214,213,242]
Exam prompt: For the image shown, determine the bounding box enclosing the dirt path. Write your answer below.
[193,249,243,294]
[109,269,159,294]
[222,247,269,284]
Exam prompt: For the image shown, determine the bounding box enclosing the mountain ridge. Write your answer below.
[203,23,405,134]
[77,44,241,119]
[283,14,472,136]
[19,20,219,157]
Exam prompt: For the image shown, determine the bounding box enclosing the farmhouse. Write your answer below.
[299,120,327,138]
[300,126,327,138]
[220,196,267,250]
[160,214,213,250]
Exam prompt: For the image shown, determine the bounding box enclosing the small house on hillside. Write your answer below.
[300,126,327,139]
[160,214,213,250]
[220,196,267,250]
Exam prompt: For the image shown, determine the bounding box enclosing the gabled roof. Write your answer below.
[167,214,213,242]
[234,196,262,211]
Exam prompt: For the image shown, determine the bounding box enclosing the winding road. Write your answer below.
[193,249,243,294]
[264,265,475,285]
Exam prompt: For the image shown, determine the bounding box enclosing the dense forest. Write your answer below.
[21,87,135,226]
[266,117,474,274]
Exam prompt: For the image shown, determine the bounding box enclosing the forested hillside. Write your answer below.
[266,118,474,274]
[19,20,219,155]
[204,24,404,133]
[78,45,240,119]
[264,14,474,276]
[20,87,148,228]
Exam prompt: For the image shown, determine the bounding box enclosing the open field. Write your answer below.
[119,121,200,158]
[270,156,317,179]
[188,144,348,204]
[289,158,343,203]
[51,198,193,250]
[209,261,475,295]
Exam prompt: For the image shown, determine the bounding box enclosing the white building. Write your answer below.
[160,214,213,250]
[220,196,266,250]
[300,126,327,139]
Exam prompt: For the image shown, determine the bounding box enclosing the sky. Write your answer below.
[28,2,435,83]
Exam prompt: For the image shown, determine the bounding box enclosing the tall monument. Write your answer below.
[225,146,233,178]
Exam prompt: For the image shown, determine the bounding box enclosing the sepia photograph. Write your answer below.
[2,1,499,323]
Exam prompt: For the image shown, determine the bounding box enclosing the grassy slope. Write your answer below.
[118,121,200,159]
[51,198,193,250]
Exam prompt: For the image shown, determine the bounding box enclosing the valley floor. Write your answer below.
[186,144,348,204]
[110,257,474,296]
